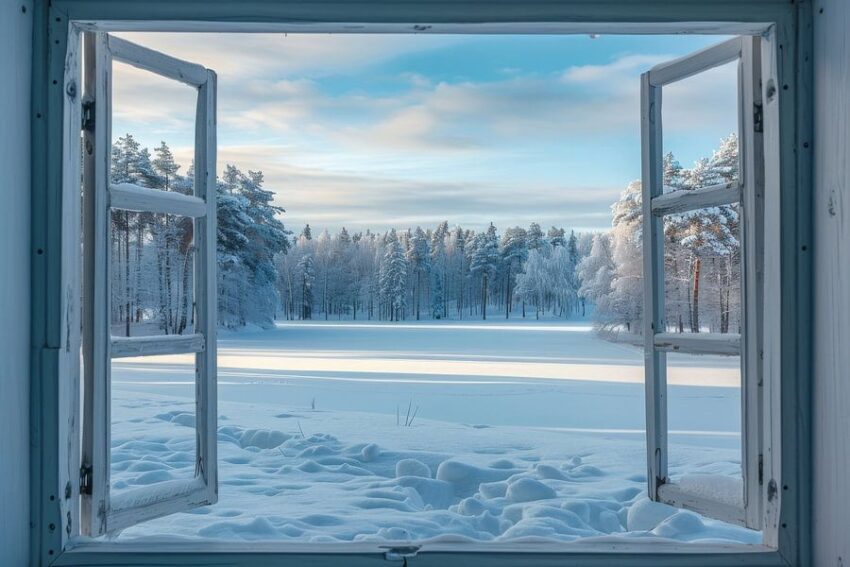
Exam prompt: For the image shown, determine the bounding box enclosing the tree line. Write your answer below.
[275,221,592,322]
[108,132,741,335]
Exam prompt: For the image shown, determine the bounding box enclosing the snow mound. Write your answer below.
[505,478,556,502]
[626,497,677,531]
[396,458,431,478]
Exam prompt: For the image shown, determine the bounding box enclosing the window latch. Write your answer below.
[382,545,420,563]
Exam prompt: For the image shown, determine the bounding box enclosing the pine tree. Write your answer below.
[547,227,566,247]
[380,230,408,321]
[297,254,315,319]
[406,227,431,320]
[500,226,528,319]
[527,222,544,251]
[470,223,499,320]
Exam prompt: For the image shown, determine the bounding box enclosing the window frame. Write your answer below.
[78,32,219,537]
[640,35,764,529]
[32,2,812,566]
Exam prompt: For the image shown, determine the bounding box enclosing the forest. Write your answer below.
[107,133,741,336]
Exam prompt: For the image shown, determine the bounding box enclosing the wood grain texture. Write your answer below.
[813,0,850,564]
[0,1,32,565]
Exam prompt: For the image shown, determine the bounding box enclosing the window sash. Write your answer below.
[80,31,218,537]
[640,36,764,529]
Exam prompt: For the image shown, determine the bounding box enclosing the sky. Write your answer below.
[111,32,739,234]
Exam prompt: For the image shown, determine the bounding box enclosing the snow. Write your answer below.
[110,320,757,545]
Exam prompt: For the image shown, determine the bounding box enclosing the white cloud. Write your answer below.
[109,34,738,233]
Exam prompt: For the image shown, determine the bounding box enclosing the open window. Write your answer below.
[640,36,764,529]
[80,32,218,536]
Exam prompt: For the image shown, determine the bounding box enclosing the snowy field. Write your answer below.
[110,320,757,545]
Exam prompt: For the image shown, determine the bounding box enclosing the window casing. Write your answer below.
[33,2,811,565]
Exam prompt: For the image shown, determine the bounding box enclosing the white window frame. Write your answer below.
[640,36,764,529]
[79,32,218,537]
[35,2,810,565]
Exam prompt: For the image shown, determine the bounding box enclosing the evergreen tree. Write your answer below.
[547,226,566,247]
[380,230,408,321]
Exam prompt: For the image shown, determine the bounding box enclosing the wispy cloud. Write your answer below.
[111,33,737,233]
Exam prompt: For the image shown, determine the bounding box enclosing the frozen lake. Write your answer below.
[114,320,742,435]
[111,320,752,543]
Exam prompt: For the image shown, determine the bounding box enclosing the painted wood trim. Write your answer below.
[640,71,667,502]
[53,543,787,567]
[740,35,766,531]
[80,31,113,538]
[58,1,786,29]
[79,30,97,545]
[110,334,205,358]
[106,477,212,534]
[194,67,219,506]
[109,182,208,218]
[653,333,742,356]
[58,23,83,552]
[658,482,747,527]
[106,34,208,87]
[650,183,741,216]
[648,36,743,87]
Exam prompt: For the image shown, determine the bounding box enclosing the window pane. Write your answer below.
[110,211,195,337]
[661,60,739,192]
[110,60,197,194]
[666,352,743,506]
[663,204,741,333]
[111,353,197,496]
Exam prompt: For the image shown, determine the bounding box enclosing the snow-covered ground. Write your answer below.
[110,320,757,544]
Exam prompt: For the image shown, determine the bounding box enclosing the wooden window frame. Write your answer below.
[78,32,218,537]
[640,36,764,530]
[31,1,813,566]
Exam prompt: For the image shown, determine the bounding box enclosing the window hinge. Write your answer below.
[753,102,763,133]
[382,545,420,563]
[81,98,95,132]
[80,463,93,496]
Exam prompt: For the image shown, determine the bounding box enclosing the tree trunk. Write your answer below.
[481,274,488,320]
[505,265,511,319]
[124,210,131,337]
[691,256,701,333]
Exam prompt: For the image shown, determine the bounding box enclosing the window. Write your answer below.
[79,32,219,536]
[37,5,806,566]
[640,37,764,529]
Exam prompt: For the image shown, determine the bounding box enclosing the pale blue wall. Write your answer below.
[0,0,32,565]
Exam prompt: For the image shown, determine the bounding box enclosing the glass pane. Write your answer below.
[661,60,739,192]
[666,352,743,506]
[110,353,197,496]
[663,204,741,333]
[110,60,197,194]
[110,211,195,337]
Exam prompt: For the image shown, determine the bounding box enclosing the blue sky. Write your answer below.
[113,33,738,233]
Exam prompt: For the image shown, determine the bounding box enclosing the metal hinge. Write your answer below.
[81,98,95,132]
[382,545,420,563]
[80,463,93,496]
[753,102,764,133]
[758,453,764,485]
